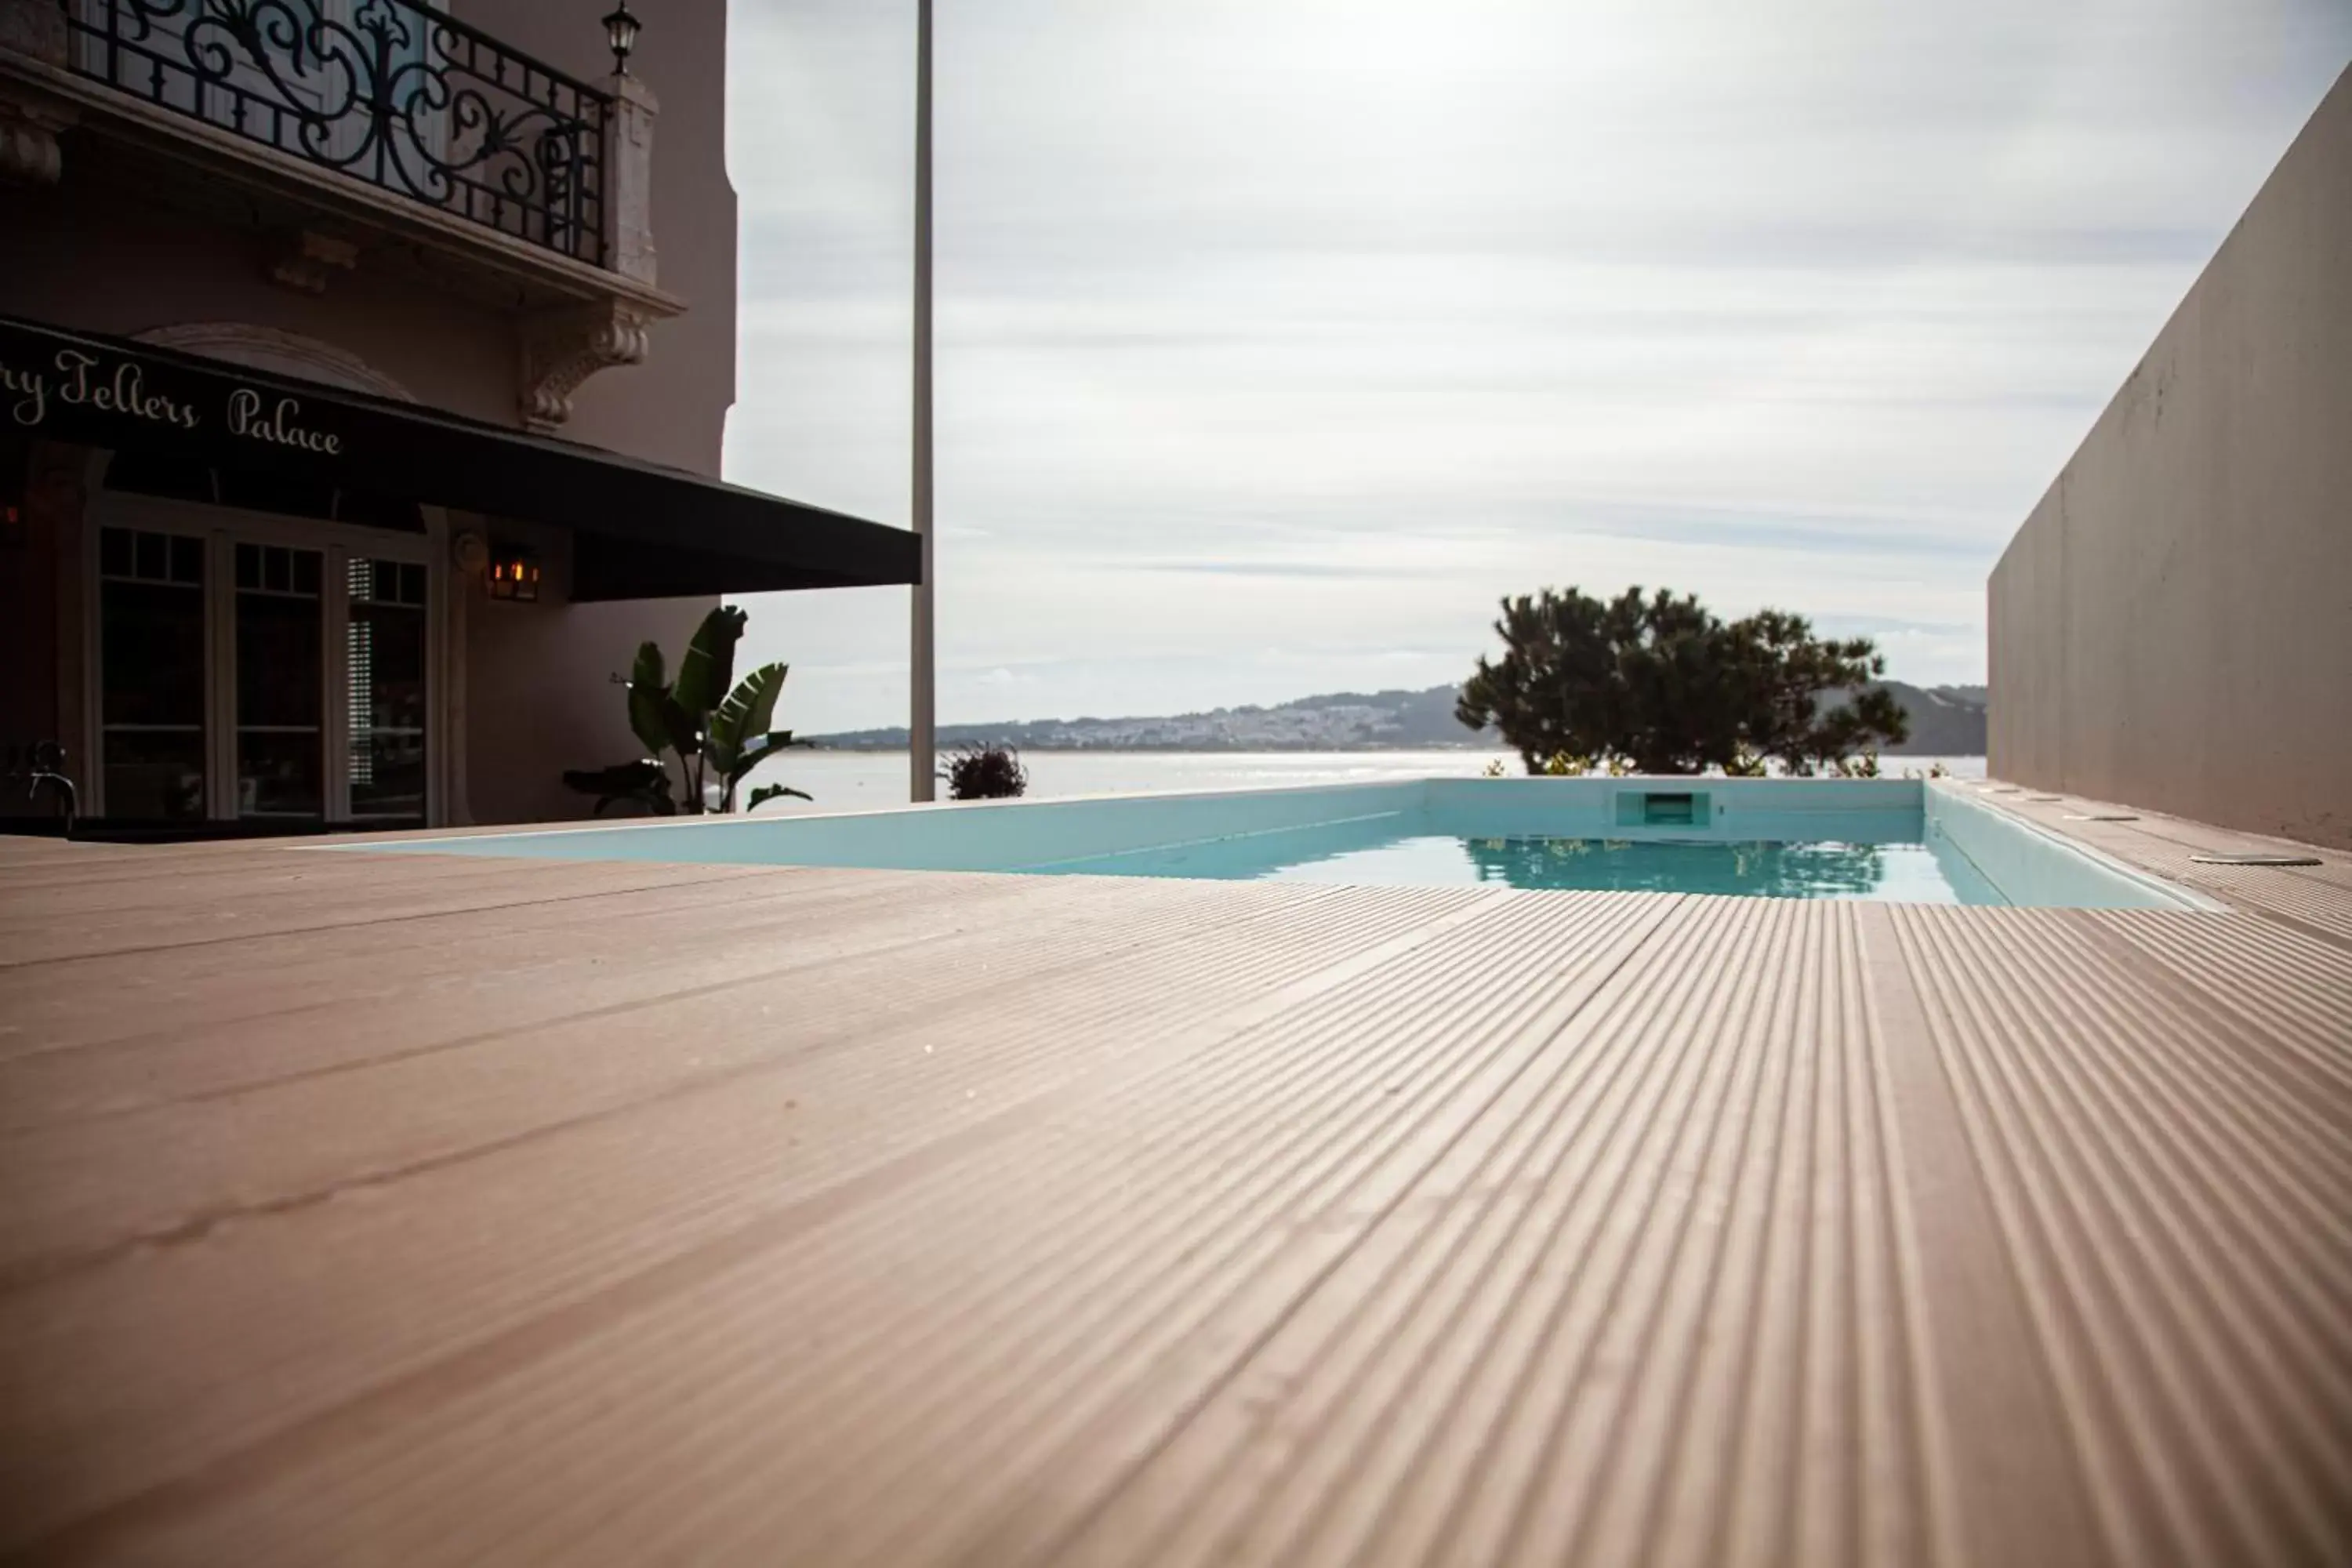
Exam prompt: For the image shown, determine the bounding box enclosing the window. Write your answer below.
[97,526,209,820]
[233,543,326,820]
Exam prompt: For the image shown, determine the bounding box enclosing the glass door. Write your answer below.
[96,526,209,822]
[233,542,326,822]
[95,505,434,827]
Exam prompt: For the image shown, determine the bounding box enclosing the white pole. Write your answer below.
[909,0,936,801]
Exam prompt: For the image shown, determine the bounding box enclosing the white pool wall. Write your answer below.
[1923,782,2218,910]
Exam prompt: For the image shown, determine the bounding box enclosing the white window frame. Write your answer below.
[84,492,445,826]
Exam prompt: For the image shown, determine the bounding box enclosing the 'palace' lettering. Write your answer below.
[227,389,342,454]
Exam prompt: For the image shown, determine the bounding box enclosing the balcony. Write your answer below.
[0,0,678,427]
[67,0,615,263]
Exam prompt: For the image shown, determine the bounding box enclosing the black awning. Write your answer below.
[0,313,920,600]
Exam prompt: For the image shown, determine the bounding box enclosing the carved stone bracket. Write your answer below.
[0,92,68,183]
[0,0,74,183]
[518,299,653,433]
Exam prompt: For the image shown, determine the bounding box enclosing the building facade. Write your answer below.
[1989,63,2351,851]
[1,0,915,834]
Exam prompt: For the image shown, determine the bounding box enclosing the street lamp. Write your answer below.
[602,2,641,76]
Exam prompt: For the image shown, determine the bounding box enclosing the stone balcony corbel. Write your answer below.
[0,88,70,183]
[519,298,656,434]
[0,0,71,184]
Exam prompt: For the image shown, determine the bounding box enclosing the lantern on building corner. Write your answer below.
[488,544,541,602]
[603,2,641,76]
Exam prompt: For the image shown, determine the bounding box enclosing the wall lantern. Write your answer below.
[488,544,541,602]
[602,2,641,75]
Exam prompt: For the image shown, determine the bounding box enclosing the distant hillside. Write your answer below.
[811,680,1986,755]
[1814,680,1987,754]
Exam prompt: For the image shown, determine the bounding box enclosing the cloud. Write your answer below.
[723,0,2352,733]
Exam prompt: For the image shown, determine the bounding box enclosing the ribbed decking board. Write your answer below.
[0,791,2345,1566]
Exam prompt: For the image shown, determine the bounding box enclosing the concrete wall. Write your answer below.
[1988,64,2352,851]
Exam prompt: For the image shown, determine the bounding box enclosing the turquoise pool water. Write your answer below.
[1044,820,2004,903]
[354,779,2209,911]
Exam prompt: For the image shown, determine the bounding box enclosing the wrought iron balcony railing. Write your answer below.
[60,0,611,267]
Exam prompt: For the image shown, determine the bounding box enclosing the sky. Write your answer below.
[722,0,2352,735]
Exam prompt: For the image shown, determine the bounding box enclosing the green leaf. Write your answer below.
[657,692,702,758]
[672,606,748,720]
[724,730,802,786]
[745,782,813,813]
[706,662,789,778]
[625,641,673,757]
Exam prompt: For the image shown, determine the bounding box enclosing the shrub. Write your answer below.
[942,742,1029,801]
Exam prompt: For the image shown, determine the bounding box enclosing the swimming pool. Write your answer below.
[360,779,2212,909]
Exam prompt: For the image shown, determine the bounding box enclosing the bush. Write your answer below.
[942,742,1029,800]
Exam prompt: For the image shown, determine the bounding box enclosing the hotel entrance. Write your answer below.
[92,491,438,829]
[4,313,921,838]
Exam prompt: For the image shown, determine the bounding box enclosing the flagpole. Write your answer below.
[909,0,937,801]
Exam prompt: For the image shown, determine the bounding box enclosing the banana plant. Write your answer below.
[625,606,811,813]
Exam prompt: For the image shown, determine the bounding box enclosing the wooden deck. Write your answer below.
[0,788,2347,1566]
